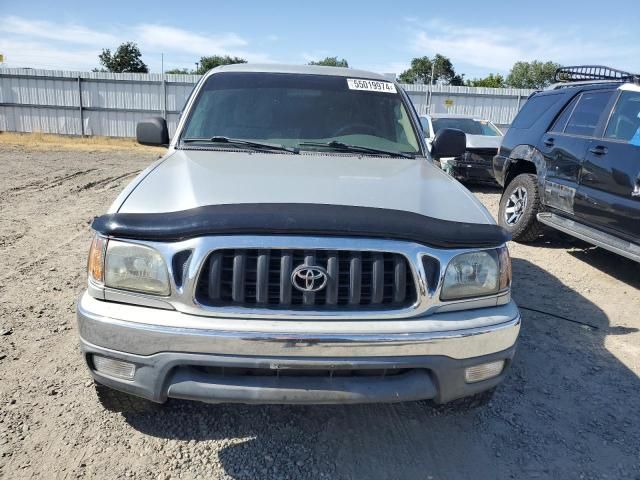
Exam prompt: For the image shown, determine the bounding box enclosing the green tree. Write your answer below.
[466,73,506,88]
[450,73,466,86]
[506,60,561,89]
[398,54,461,85]
[197,55,247,74]
[308,56,349,68]
[165,68,192,74]
[399,56,432,84]
[96,42,148,73]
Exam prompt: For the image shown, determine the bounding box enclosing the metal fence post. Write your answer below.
[77,76,84,136]
[426,87,431,114]
[162,74,167,120]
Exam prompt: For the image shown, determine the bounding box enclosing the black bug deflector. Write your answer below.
[91,203,510,248]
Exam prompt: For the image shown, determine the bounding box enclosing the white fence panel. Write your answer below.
[0,104,81,135]
[404,84,534,129]
[0,68,536,138]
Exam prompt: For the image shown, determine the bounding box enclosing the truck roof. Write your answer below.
[205,63,390,81]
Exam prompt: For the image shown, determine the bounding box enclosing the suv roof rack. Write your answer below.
[554,65,639,84]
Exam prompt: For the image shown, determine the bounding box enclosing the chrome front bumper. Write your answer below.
[77,292,520,404]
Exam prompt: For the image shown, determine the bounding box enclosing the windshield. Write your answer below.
[432,118,502,136]
[180,72,420,155]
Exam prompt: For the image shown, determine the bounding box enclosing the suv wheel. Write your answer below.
[499,174,543,242]
[94,382,159,413]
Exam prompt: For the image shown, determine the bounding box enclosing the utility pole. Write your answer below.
[161,53,166,120]
[195,62,199,74]
[428,62,436,114]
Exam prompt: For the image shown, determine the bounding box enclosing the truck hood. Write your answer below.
[115,149,494,224]
[466,135,502,150]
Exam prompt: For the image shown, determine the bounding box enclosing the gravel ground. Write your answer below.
[0,143,639,480]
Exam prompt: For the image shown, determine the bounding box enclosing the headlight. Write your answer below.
[103,239,170,296]
[441,246,511,301]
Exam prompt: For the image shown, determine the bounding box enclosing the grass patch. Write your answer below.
[0,132,166,152]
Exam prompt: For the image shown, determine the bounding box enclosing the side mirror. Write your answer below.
[136,117,169,146]
[430,128,466,159]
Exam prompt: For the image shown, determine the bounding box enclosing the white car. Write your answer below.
[421,114,504,184]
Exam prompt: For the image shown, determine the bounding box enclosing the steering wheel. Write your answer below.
[333,123,377,137]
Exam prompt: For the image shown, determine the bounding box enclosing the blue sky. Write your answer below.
[1,0,638,78]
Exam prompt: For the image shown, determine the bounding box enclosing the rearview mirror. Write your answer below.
[430,128,466,159]
[136,117,169,146]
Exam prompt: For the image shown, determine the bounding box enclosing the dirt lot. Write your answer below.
[1,141,639,480]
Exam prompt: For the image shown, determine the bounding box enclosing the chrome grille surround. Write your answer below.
[195,249,417,310]
[90,235,511,320]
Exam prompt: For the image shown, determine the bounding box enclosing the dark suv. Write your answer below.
[494,66,640,262]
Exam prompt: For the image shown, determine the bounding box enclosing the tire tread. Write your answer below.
[499,173,543,242]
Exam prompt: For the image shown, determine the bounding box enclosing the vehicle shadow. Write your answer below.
[567,246,640,289]
[519,228,640,287]
[123,259,640,480]
[464,183,502,194]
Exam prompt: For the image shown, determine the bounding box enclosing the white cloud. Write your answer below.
[0,38,100,71]
[0,16,273,71]
[409,19,639,75]
[135,24,247,55]
[0,16,118,46]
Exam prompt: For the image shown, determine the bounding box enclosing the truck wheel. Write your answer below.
[498,173,543,242]
[422,388,496,413]
[94,382,159,413]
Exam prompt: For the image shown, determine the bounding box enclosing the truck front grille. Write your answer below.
[195,249,417,310]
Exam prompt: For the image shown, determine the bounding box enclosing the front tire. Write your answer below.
[498,173,543,242]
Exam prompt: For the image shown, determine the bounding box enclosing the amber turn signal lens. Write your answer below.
[498,246,512,291]
[88,235,107,284]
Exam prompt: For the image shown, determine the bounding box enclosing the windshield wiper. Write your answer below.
[298,141,415,159]
[182,136,299,154]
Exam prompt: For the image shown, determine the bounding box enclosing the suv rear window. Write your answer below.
[550,96,579,133]
[510,93,565,129]
[604,90,640,142]
[564,91,614,137]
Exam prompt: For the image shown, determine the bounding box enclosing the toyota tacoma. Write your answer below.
[77,64,520,411]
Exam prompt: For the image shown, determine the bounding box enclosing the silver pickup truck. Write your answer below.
[77,64,520,412]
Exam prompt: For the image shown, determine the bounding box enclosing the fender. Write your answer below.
[504,145,547,189]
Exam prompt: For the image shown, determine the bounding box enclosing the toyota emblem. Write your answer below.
[291,265,329,293]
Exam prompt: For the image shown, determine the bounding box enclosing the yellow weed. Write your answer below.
[0,132,166,152]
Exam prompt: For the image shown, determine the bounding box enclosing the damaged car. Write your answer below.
[422,114,504,185]
[494,65,640,260]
